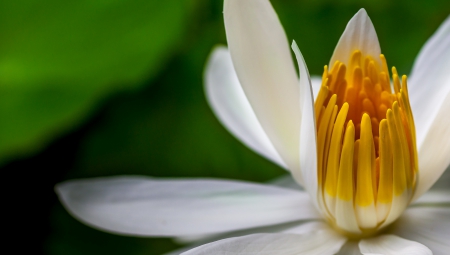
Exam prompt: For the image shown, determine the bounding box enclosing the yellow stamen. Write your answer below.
[315,51,418,237]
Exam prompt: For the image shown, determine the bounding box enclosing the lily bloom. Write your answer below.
[56,0,450,254]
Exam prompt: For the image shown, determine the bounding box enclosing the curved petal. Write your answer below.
[329,9,381,67]
[182,230,346,255]
[408,15,450,149]
[291,41,320,211]
[55,176,320,237]
[389,206,450,255]
[413,91,450,201]
[205,46,287,169]
[224,0,302,174]
[409,16,450,201]
[359,234,432,255]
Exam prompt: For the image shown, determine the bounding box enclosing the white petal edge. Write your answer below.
[311,75,322,99]
[55,176,320,237]
[224,0,302,176]
[329,8,381,68]
[291,41,321,212]
[359,234,432,255]
[408,15,450,150]
[388,206,450,255]
[205,46,287,169]
[412,190,450,206]
[181,230,347,255]
[413,90,450,201]
[269,174,303,191]
[337,241,362,255]
[409,16,450,201]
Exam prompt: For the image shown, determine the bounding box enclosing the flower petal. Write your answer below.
[413,91,450,201]
[291,41,320,211]
[389,206,450,255]
[311,75,322,99]
[409,16,450,200]
[182,230,346,255]
[205,46,287,169]
[329,9,381,67]
[337,241,362,255]
[224,0,302,174]
[359,234,432,255]
[269,174,303,191]
[55,176,320,237]
[408,15,450,149]
[412,190,450,206]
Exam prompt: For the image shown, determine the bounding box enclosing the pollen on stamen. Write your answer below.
[315,50,418,238]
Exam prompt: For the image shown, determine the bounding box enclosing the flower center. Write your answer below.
[315,50,418,238]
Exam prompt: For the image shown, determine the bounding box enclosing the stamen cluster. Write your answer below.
[315,50,418,237]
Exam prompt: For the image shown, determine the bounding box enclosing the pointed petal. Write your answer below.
[224,0,301,174]
[389,206,450,255]
[291,41,320,210]
[408,16,450,149]
[409,16,450,200]
[55,176,320,237]
[182,230,346,255]
[359,234,432,255]
[329,9,381,67]
[413,91,450,201]
[205,46,287,169]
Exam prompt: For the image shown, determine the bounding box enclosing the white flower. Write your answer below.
[55,1,450,254]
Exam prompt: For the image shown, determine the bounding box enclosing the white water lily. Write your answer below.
[56,1,450,254]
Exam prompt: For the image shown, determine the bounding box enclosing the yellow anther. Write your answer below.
[387,109,407,196]
[380,54,390,82]
[393,73,401,94]
[325,103,349,197]
[337,120,355,201]
[317,95,337,184]
[356,114,375,207]
[378,119,393,203]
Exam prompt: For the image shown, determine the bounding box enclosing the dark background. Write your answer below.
[1,0,448,254]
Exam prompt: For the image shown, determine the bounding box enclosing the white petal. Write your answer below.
[169,221,325,255]
[182,230,346,255]
[269,174,303,191]
[413,190,450,205]
[224,0,302,175]
[55,176,320,237]
[311,75,322,99]
[337,241,362,255]
[389,206,450,255]
[408,16,450,150]
[282,220,330,234]
[428,165,450,191]
[205,46,287,169]
[410,16,450,200]
[359,234,432,255]
[413,91,450,201]
[329,9,381,67]
[291,41,320,211]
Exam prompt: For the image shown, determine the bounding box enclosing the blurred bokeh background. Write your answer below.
[1,0,448,254]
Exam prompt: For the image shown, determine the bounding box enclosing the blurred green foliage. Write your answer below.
[0,0,194,164]
[1,0,447,254]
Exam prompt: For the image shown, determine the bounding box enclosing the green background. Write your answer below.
[1,0,448,254]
